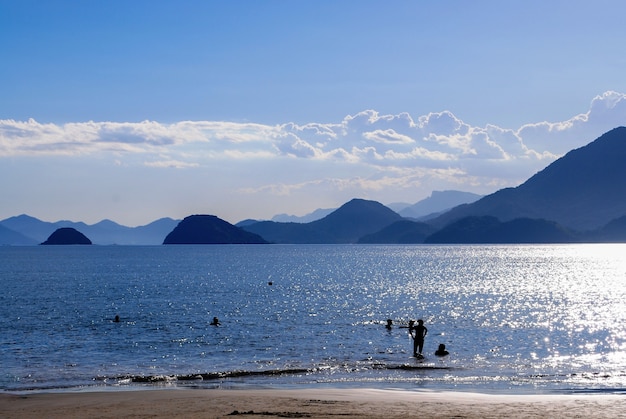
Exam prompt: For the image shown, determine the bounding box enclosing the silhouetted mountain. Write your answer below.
[0,224,38,245]
[358,220,436,244]
[163,215,268,244]
[399,190,483,219]
[41,227,92,245]
[0,214,179,245]
[424,216,576,244]
[430,127,626,231]
[242,198,403,243]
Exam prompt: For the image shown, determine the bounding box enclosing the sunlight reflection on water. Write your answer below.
[1,244,625,393]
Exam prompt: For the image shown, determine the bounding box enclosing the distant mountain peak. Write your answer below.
[317,198,401,226]
[242,198,402,244]
[399,190,482,219]
[271,207,335,223]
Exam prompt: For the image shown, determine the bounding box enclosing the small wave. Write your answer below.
[387,364,454,371]
[566,388,626,395]
[110,363,454,384]
[113,368,311,383]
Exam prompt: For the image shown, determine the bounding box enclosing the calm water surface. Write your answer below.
[1,244,625,394]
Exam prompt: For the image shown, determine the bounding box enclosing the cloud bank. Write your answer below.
[1,91,625,223]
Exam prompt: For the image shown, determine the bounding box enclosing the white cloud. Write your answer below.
[362,129,415,145]
[384,147,454,162]
[143,160,200,169]
[2,91,625,223]
[275,133,321,158]
[516,91,626,155]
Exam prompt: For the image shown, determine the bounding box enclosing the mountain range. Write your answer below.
[268,190,482,223]
[239,126,626,244]
[1,127,625,245]
[0,215,179,245]
[0,191,479,246]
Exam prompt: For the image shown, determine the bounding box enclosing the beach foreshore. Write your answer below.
[2,388,625,418]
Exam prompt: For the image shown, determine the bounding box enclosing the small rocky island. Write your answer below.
[41,227,92,245]
[163,215,268,244]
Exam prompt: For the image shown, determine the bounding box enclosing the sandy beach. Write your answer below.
[2,388,625,418]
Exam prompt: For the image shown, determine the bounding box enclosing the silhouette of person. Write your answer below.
[210,316,221,326]
[435,343,449,356]
[385,319,393,330]
[114,315,120,323]
[410,319,427,356]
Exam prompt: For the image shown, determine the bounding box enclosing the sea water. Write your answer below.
[1,244,625,394]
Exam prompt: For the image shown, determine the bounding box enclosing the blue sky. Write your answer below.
[2,1,626,225]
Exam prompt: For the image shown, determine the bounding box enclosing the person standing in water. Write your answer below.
[410,319,428,357]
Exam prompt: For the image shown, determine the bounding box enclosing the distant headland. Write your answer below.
[41,227,92,245]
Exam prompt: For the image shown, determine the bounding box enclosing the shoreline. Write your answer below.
[2,388,626,418]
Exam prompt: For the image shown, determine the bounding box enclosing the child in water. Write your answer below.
[435,343,449,356]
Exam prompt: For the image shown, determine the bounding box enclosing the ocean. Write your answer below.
[1,244,625,394]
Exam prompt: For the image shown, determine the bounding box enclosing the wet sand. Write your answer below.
[2,388,625,418]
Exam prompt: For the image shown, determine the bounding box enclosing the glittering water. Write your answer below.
[1,244,625,393]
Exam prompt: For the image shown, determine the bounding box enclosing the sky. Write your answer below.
[1,1,626,226]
